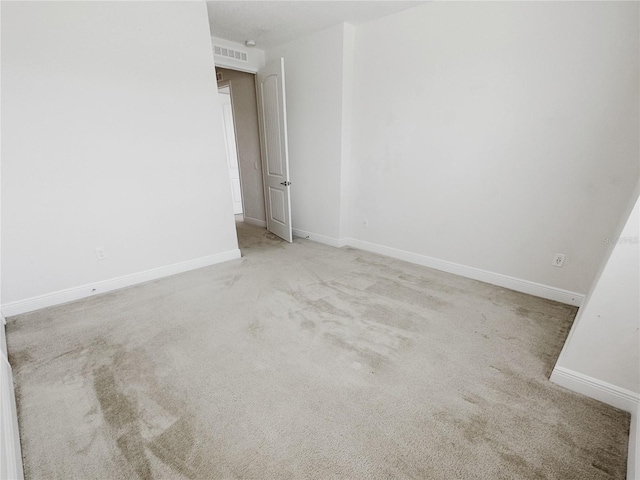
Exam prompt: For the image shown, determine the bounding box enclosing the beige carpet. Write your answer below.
[7,222,630,479]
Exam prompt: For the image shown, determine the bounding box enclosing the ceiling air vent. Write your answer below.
[214,45,248,62]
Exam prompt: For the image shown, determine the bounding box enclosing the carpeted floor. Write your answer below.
[7,222,630,479]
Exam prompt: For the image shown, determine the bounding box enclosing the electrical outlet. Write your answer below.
[552,253,565,268]
[95,246,107,260]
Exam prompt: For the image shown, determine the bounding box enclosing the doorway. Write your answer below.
[216,67,267,230]
[218,83,243,216]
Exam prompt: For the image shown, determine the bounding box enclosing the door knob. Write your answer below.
[280,181,291,186]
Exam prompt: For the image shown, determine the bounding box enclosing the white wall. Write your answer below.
[266,23,354,243]
[339,24,356,241]
[1,2,239,313]
[349,2,639,295]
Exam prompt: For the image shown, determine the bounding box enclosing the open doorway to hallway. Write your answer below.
[218,83,243,215]
[216,67,267,231]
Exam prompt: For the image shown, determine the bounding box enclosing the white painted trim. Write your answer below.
[1,250,241,317]
[343,238,584,306]
[1,354,24,480]
[292,229,347,248]
[1,316,6,359]
[214,60,257,74]
[628,407,639,480]
[243,217,267,228]
[550,366,639,414]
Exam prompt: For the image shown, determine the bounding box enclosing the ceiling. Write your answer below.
[206,1,426,50]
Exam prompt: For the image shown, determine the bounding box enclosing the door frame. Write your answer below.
[217,80,246,216]
[216,63,292,235]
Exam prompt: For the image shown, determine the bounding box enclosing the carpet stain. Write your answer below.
[529,309,576,377]
[300,320,316,330]
[397,272,472,296]
[497,451,546,479]
[362,304,423,332]
[291,290,355,320]
[459,413,489,444]
[225,273,243,288]
[8,347,33,373]
[590,442,628,478]
[248,319,264,338]
[50,343,91,363]
[461,393,483,405]
[324,332,388,369]
[93,365,152,479]
[592,461,613,476]
[147,417,197,479]
[366,278,451,311]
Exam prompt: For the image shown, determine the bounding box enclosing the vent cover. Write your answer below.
[214,45,248,62]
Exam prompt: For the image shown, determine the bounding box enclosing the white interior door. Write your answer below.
[219,86,243,215]
[257,58,292,242]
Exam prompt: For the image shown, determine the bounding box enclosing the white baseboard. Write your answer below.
[243,217,267,228]
[343,238,584,306]
[292,229,347,248]
[1,250,241,317]
[550,366,639,414]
